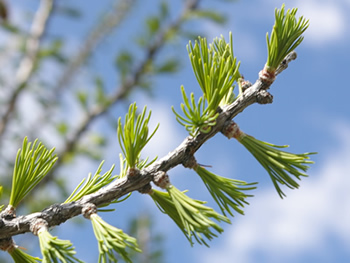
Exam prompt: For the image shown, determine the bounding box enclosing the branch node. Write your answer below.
[82,203,97,219]
[182,154,197,169]
[30,218,48,236]
[257,90,273,104]
[153,171,170,189]
[0,237,15,252]
[259,68,276,85]
[138,183,152,194]
[222,121,243,139]
[239,77,253,92]
[1,205,16,219]
[127,167,140,178]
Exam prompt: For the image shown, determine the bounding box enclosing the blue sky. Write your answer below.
[5,0,350,262]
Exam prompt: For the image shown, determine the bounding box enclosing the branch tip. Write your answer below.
[276,51,297,76]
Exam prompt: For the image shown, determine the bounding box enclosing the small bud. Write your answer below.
[239,77,252,92]
[259,67,276,85]
[257,90,273,104]
[153,171,170,189]
[222,121,243,139]
[2,205,16,219]
[182,155,197,169]
[82,203,97,219]
[127,167,140,178]
[0,237,14,252]
[138,183,152,194]
[30,218,48,236]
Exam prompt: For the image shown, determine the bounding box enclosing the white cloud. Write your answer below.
[295,1,347,46]
[199,120,350,263]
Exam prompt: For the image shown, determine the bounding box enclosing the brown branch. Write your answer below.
[0,52,296,239]
[0,0,54,141]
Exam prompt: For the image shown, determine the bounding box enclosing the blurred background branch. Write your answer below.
[0,0,54,140]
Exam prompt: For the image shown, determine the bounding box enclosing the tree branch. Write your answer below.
[0,53,294,239]
[0,0,54,141]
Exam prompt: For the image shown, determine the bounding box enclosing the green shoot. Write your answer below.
[117,103,159,168]
[195,165,257,216]
[9,137,57,208]
[266,4,309,71]
[64,161,115,203]
[90,214,141,263]
[238,133,316,198]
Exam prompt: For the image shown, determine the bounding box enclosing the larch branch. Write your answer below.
[0,52,295,239]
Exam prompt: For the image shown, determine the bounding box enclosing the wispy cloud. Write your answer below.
[199,120,350,263]
[296,0,348,46]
